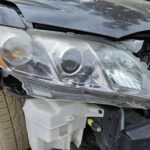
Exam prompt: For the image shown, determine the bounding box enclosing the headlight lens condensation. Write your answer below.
[0,26,150,108]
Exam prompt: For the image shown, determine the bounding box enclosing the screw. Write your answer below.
[98,109,103,114]
[96,127,102,133]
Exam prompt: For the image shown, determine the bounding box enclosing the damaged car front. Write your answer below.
[1,0,150,150]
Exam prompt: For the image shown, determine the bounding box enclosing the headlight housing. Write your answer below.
[0,26,150,109]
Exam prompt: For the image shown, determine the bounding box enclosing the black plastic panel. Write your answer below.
[119,121,150,150]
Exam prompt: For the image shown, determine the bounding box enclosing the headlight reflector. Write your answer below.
[96,47,142,90]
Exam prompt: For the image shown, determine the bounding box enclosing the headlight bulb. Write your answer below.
[0,37,33,66]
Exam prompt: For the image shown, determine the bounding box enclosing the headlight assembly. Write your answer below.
[0,26,150,109]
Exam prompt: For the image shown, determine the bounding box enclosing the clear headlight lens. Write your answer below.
[0,26,150,108]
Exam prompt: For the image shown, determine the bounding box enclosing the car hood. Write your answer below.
[5,0,150,38]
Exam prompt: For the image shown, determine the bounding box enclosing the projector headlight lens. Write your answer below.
[61,48,82,75]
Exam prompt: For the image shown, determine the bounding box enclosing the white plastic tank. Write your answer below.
[23,99,104,150]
